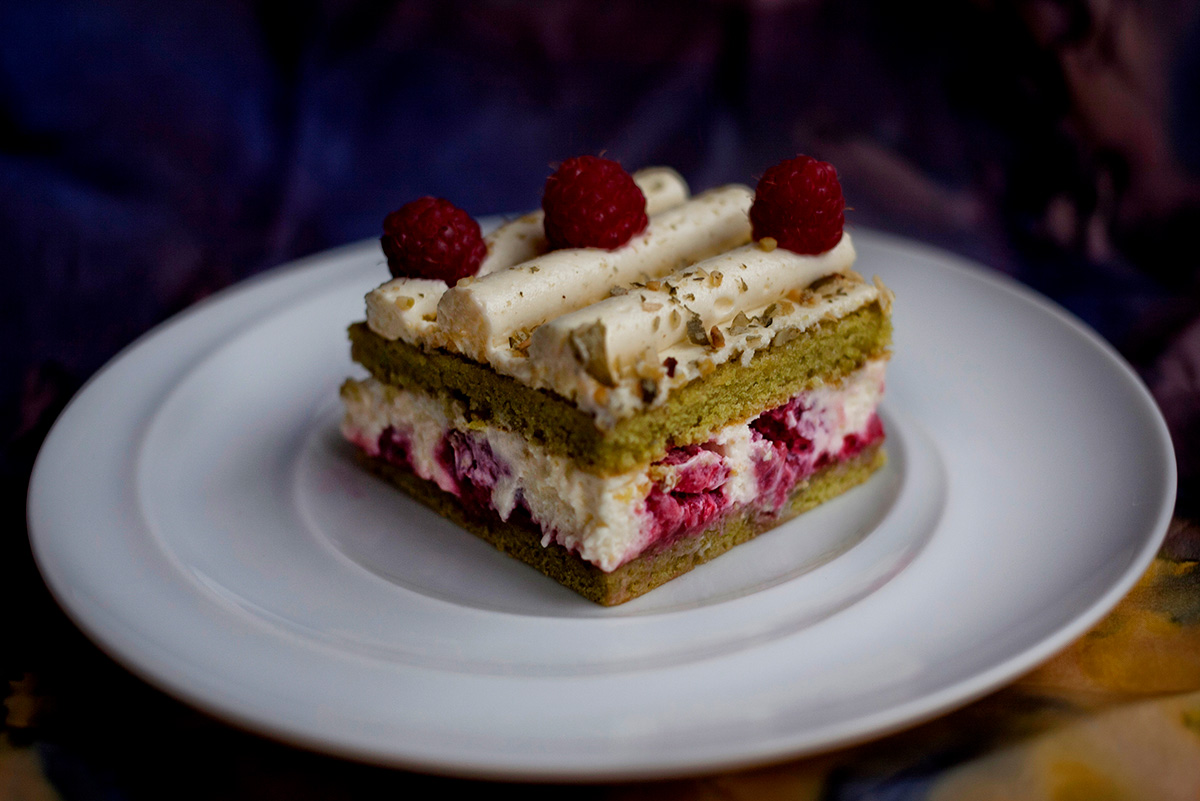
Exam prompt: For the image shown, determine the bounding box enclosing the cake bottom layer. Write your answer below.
[358,443,885,606]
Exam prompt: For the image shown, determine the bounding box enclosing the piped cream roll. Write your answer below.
[527,233,857,384]
[437,185,754,361]
[367,167,691,343]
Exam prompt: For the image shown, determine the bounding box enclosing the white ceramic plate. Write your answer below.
[29,229,1175,780]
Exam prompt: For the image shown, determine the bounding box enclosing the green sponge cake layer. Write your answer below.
[349,300,890,474]
[359,443,885,605]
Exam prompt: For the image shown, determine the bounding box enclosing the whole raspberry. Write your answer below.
[542,156,648,250]
[381,197,486,283]
[750,155,845,255]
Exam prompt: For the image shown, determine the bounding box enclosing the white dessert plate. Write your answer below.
[29,228,1175,780]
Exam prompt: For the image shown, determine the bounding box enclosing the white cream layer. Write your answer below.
[341,359,886,572]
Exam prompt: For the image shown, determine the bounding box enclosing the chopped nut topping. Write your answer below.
[758,236,778,252]
[568,321,616,386]
[686,312,710,347]
[774,327,802,347]
[509,329,532,352]
[669,308,682,329]
[642,300,663,312]
[778,299,796,316]
[645,279,663,292]
[709,326,725,349]
[729,311,755,337]
[809,273,843,293]
[610,286,629,296]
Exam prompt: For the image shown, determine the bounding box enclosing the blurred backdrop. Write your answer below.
[3,0,1199,794]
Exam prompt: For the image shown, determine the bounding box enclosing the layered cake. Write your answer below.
[341,155,893,605]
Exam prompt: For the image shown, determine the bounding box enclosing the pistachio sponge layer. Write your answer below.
[359,443,885,606]
[348,300,890,475]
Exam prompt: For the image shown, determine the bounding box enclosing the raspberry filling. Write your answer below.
[752,404,885,512]
[362,379,884,569]
[435,429,511,516]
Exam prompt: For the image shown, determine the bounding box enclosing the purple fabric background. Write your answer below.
[3,1,1199,796]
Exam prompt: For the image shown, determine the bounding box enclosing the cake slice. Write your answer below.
[341,156,892,605]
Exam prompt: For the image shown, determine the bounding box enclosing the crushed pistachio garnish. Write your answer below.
[568,321,616,387]
[809,273,843,293]
[509,329,532,352]
[686,312,710,347]
[774,327,802,347]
